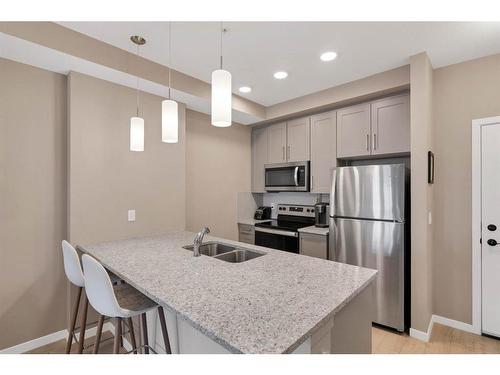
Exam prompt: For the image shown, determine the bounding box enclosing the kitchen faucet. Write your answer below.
[193,227,210,257]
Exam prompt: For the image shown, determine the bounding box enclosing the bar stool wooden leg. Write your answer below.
[93,315,105,354]
[141,313,149,354]
[157,306,172,354]
[77,293,89,354]
[126,317,138,354]
[113,317,122,354]
[119,320,124,348]
[66,287,82,354]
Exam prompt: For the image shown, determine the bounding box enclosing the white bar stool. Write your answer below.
[81,254,171,354]
[62,240,122,354]
[61,240,93,354]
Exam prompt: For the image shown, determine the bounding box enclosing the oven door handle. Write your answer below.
[294,166,299,187]
[255,227,298,237]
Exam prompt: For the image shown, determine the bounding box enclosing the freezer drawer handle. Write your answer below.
[487,239,499,246]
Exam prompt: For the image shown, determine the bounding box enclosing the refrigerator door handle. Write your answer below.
[330,169,337,217]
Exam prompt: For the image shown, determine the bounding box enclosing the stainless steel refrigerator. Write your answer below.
[329,164,409,331]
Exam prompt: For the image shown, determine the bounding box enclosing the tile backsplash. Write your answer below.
[237,192,329,220]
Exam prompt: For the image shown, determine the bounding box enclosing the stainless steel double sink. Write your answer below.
[182,242,266,263]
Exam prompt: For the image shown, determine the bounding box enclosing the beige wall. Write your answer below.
[68,71,186,245]
[0,58,67,349]
[433,53,500,324]
[185,110,251,241]
[410,52,434,332]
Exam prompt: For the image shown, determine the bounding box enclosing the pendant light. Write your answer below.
[162,22,178,143]
[211,22,232,127]
[130,35,146,152]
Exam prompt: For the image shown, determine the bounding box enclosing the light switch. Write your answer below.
[128,210,136,222]
[428,211,432,225]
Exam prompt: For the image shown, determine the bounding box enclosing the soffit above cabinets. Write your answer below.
[58,22,500,106]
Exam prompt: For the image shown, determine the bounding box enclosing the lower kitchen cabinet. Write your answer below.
[238,224,255,244]
[299,232,328,260]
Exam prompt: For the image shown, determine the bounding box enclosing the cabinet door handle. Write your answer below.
[311,175,314,190]
[282,146,285,161]
[373,133,377,150]
[366,134,370,151]
[287,145,290,160]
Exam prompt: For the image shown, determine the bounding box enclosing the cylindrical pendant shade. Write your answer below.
[130,116,144,152]
[162,99,178,143]
[211,69,232,127]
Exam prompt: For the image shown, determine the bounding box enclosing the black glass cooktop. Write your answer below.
[255,216,315,232]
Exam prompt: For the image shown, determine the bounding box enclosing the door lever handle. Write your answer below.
[487,239,499,246]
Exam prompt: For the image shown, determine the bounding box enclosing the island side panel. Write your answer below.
[330,283,374,354]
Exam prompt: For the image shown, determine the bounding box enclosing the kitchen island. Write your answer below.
[77,231,377,354]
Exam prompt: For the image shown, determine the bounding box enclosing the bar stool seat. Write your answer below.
[107,271,123,286]
[113,283,157,316]
[82,254,171,354]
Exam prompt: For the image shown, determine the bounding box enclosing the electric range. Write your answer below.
[254,204,315,254]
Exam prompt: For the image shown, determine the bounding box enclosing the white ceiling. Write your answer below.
[58,22,500,106]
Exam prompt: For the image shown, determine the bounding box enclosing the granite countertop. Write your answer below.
[298,225,329,236]
[237,218,272,226]
[78,231,376,354]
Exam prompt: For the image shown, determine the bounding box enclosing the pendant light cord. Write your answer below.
[220,21,223,70]
[168,22,172,100]
[136,43,140,117]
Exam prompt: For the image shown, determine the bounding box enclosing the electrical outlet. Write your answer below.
[128,210,136,222]
[271,203,276,210]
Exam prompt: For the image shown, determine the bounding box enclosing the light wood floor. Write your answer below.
[27,331,124,354]
[27,323,500,354]
[373,323,500,354]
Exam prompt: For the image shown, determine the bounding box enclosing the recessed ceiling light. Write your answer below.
[273,71,288,80]
[320,51,338,62]
[239,86,252,93]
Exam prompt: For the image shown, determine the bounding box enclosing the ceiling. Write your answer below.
[58,22,500,106]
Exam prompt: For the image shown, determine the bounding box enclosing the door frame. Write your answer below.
[471,115,500,335]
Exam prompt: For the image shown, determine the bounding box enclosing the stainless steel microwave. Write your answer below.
[264,161,310,192]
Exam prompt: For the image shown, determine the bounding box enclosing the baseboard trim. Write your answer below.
[0,329,68,354]
[0,321,126,354]
[409,319,434,343]
[432,314,478,335]
[409,314,479,343]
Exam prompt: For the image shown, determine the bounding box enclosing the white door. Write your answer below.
[481,122,500,337]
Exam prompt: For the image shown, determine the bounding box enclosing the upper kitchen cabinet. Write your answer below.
[336,103,371,158]
[251,126,269,192]
[267,122,287,163]
[371,94,410,155]
[336,94,410,158]
[286,117,310,162]
[310,111,336,193]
